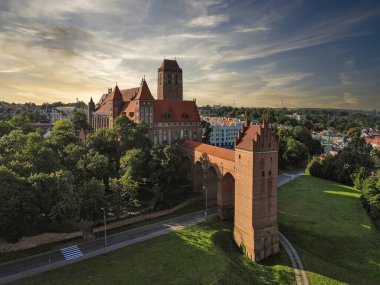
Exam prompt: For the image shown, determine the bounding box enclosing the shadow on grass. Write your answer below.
[211,226,294,285]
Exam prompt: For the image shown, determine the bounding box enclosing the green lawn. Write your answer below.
[279,174,380,285]
[13,220,295,285]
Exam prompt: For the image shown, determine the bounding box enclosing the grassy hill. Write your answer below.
[13,220,294,285]
[279,174,380,285]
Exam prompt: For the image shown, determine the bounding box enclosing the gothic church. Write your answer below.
[88,59,202,145]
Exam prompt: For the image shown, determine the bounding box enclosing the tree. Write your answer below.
[61,143,86,171]
[29,171,80,228]
[0,166,36,242]
[78,178,105,222]
[86,128,118,164]
[109,172,140,218]
[71,109,90,131]
[0,121,13,137]
[149,145,190,204]
[114,116,151,154]
[10,115,33,134]
[360,172,380,229]
[201,120,212,144]
[352,167,371,190]
[120,148,150,182]
[75,149,110,183]
[48,120,79,151]
[283,137,308,166]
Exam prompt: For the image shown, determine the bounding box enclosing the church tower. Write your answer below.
[88,97,95,127]
[157,59,183,101]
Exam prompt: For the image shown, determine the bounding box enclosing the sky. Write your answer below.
[0,0,379,109]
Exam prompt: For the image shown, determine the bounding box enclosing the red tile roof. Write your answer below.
[121,101,137,119]
[182,140,235,162]
[153,100,199,123]
[235,125,261,151]
[121,87,139,101]
[135,79,154,100]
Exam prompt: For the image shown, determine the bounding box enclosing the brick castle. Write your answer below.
[89,59,279,262]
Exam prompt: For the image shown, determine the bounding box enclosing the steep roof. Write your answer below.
[153,100,200,123]
[182,140,235,162]
[113,85,123,101]
[159,59,181,70]
[135,79,154,100]
[235,124,262,151]
[121,87,139,101]
[95,85,123,112]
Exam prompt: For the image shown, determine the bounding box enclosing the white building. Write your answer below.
[40,107,75,123]
[203,117,245,148]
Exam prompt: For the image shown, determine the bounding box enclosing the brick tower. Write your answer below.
[157,59,183,101]
[233,121,280,262]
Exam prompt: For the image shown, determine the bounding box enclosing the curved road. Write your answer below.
[0,171,307,285]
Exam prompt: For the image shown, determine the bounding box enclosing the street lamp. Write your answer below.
[203,166,208,220]
[289,161,292,181]
[100,207,107,254]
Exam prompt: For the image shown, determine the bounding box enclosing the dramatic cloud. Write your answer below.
[0,0,379,109]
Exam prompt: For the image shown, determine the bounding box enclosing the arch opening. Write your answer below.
[206,166,218,202]
[221,172,235,220]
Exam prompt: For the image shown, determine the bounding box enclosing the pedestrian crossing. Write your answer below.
[60,245,83,260]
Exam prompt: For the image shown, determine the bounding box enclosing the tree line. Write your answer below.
[0,111,189,242]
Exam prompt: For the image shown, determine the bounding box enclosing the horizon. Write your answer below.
[0,1,379,110]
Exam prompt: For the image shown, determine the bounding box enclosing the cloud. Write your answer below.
[343,92,359,105]
[187,14,229,28]
[0,0,379,109]
[234,26,269,33]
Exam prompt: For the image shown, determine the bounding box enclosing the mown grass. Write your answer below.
[13,219,295,285]
[278,174,380,285]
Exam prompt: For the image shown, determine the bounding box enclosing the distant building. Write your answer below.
[365,136,380,150]
[203,117,245,148]
[285,113,306,122]
[88,59,202,145]
[40,107,75,123]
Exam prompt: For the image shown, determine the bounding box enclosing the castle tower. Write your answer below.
[233,121,280,262]
[157,59,183,101]
[88,97,95,127]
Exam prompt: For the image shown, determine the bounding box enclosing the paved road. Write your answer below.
[0,208,218,284]
[278,169,305,187]
[1,170,306,285]
[278,169,309,285]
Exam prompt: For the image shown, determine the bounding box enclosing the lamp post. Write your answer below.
[203,167,208,220]
[100,207,107,254]
[289,161,292,181]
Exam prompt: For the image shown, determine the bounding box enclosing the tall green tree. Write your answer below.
[29,171,80,228]
[78,178,105,222]
[71,109,90,131]
[0,166,36,242]
[48,120,79,151]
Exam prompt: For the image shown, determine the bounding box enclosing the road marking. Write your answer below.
[60,245,83,260]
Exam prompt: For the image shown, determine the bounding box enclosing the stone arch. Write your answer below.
[193,161,203,193]
[206,165,218,202]
[220,172,235,219]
